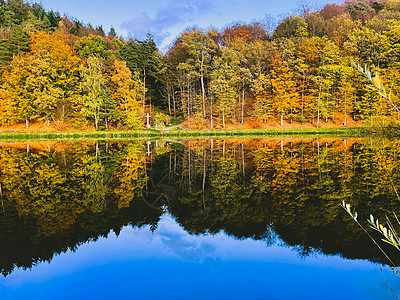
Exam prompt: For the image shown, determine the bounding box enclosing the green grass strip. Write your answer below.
[0,127,365,142]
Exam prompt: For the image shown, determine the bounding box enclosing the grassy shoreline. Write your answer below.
[0,127,367,141]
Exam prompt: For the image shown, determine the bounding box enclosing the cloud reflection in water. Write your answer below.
[0,214,399,300]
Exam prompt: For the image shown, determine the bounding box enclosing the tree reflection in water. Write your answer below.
[0,137,399,276]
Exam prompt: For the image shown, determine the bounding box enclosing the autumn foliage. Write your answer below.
[0,0,400,130]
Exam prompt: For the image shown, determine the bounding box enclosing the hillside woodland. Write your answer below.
[0,0,400,130]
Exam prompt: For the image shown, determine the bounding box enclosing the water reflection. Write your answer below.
[1,215,398,300]
[0,138,399,277]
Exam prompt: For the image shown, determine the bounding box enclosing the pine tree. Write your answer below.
[0,39,11,69]
[10,25,29,55]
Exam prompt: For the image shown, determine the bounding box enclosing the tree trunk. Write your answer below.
[95,113,98,130]
[200,50,206,119]
[316,138,321,179]
[25,118,29,128]
[317,58,324,128]
[280,114,283,126]
[241,143,245,177]
[172,88,176,117]
[202,148,206,192]
[241,84,245,124]
[187,76,190,127]
[188,141,191,190]
[301,74,305,124]
[290,106,293,124]
[210,93,213,129]
[222,105,225,129]
[317,86,321,128]
[167,86,171,116]
[143,68,146,111]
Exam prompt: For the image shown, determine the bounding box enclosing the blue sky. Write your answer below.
[34,0,342,49]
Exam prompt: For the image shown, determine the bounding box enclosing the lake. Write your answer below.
[0,137,399,299]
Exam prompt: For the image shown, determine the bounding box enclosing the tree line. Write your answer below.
[1,0,400,129]
[161,0,400,128]
[0,0,159,129]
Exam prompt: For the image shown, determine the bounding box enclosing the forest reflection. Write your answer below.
[0,137,399,276]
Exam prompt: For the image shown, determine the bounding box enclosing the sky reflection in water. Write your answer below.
[0,214,398,300]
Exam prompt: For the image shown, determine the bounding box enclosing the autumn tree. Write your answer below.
[79,56,107,129]
[107,58,144,129]
[269,50,299,126]
[0,54,36,127]
[273,15,308,40]
[181,29,218,119]
[74,34,111,60]
[210,48,240,128]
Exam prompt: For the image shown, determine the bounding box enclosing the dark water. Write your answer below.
[0,138,400,299]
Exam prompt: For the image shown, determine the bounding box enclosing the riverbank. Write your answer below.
[0,127,366,141]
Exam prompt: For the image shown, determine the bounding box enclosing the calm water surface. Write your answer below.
[0,138,399,299]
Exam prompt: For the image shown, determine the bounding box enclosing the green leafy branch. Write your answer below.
[368,214,400,251]
[341,201,400,272]
[351,60,400,113]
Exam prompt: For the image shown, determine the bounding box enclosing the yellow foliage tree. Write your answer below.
[269,51,299,126]
[107,59,144,129]
[30,32,81,120]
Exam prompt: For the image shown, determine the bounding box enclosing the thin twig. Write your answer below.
[380,268,400,300]
[355,218,399,272]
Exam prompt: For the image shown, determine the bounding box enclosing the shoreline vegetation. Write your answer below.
[0,126,394,141]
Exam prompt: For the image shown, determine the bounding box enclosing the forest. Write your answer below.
[0,0,400,130]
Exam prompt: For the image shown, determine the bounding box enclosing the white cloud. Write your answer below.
[121,0,215,45]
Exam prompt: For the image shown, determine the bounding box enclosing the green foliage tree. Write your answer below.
[273,16,308,40]
[10,24,29,55]
[74,34,111,60]
[210,48,240,128]
[79,56,107,129]
[0,39,11,69]
[119,33,161,107]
